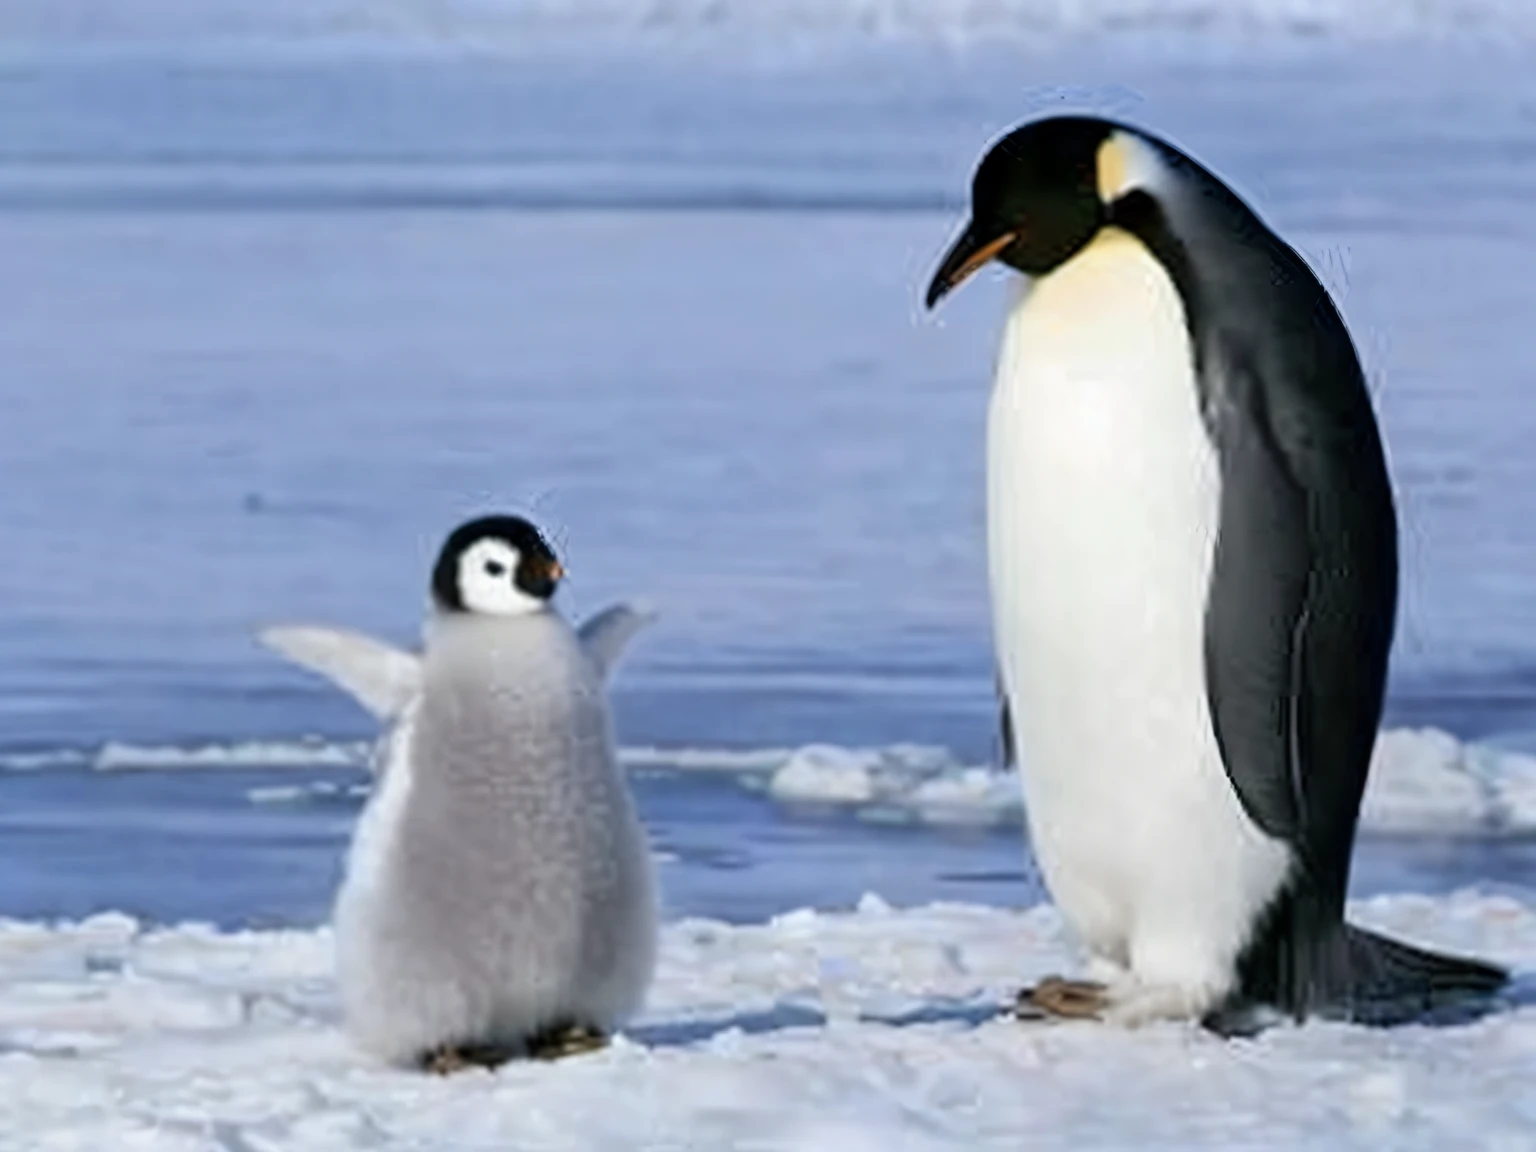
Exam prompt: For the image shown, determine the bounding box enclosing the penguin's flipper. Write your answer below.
[577,602,657,681]
[1196,295,1509,1018]
[996,670,1016,769]
[259,626,421,721]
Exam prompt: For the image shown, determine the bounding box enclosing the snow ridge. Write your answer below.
[6,727,1536,836]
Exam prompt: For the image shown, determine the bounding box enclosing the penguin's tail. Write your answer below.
[1340,923,1508,1025]
[1215,887,1508,1033]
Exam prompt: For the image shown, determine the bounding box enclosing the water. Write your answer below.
[2,36,1536,928]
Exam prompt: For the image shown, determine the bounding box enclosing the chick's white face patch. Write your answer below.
[1096,130,1166,204]
[456,538,546,616]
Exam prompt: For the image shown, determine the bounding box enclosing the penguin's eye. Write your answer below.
[484,560,507,577]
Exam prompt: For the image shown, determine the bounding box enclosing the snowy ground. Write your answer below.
[2,891,1533,1151]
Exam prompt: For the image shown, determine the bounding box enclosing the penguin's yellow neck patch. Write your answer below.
[1096,131,1160,203]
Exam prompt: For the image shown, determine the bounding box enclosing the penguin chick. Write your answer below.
[262,514,658,1068]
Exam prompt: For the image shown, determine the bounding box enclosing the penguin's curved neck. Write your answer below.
[1102,192,1204,361]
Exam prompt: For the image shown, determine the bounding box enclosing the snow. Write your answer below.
[1364,729,1536,837]
[748,731,1536,834]
[0,891,1530,1150]
[96,739,374,772]
[0,740,373,773]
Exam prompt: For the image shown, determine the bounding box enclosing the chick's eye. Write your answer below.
[484,560,506,577]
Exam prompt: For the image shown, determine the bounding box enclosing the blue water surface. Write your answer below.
[2,40,1536,927]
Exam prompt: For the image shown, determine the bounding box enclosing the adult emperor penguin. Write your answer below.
[261,515,658,1069]
[925,117,1506,1030]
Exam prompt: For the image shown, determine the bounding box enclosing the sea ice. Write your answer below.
[0,891,1530,1150]
[12,726,1535,837]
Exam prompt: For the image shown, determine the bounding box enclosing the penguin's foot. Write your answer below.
[1015,975,1108,1020]
[525,1023,608,1062]
[420,1042,518,1075]
[1098,980,1220,1028]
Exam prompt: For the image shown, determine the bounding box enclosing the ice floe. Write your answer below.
[7,726,1536,835]
[0,890,1532,1149]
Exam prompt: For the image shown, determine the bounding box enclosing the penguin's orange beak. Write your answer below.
[546,560,565,582]
[925,224,1018,309]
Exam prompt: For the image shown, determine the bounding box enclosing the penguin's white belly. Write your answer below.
[988,228,1289,999]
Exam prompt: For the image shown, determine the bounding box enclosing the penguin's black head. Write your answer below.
[430,514,564,616]
[926,116,1132,306]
